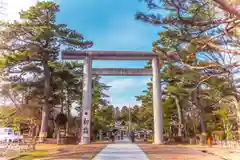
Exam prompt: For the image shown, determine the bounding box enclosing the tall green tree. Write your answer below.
[0,1,92,141]
[92,105,114,140]
[136,0,239,139]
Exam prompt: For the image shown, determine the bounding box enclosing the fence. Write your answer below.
[0,137,36,157]
[212,140,240,149]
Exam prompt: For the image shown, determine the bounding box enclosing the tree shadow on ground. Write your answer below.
[138,144,220,160]
[9,144,107,160]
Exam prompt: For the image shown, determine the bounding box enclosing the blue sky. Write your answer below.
[55,0,161,107]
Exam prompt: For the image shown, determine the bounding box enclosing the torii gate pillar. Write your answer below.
[80,56,92,144]
[152,57,164,144]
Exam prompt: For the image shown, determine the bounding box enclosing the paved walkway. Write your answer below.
[93,138,149,160]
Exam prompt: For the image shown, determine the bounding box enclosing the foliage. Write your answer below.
[135,0,240,139]
[0,1,93,140]
[0,104,41,132]
[92,105,114,139]
[0,1,113,141]
[55,113,68,126]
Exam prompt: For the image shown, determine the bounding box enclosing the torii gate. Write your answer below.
[62,50,163,144]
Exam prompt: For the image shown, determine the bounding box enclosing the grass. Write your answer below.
[5,140,109,160]
[7,141,108,160]
[8,151,49,160]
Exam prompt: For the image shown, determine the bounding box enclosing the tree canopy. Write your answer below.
[132,0,240,140]
[0,1,112,141]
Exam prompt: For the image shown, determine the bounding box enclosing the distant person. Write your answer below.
[120,131,124,140]
[130,131,135,143]
[111,132,115,142]
[118,133,120,140]
[144,132,147,142]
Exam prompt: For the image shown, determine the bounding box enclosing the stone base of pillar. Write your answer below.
[152,142,164,145]
[78,142,85,145]
[79,137,90,144]
[79,141,89,145]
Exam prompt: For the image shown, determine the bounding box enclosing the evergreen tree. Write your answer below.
[0,1,92,141]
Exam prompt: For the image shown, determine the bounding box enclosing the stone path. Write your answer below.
[93,138,149,160]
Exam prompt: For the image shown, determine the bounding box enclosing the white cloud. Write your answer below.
[107,78,138,90]
[105,77,149,93]
[1,0,57,22]
[113,99,142,108]
[103,77,150,107]
[143,77,151,84]
[1,0,38,21]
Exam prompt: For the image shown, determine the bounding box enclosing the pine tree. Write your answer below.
[0,1,92,142]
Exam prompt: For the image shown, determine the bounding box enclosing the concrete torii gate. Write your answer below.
[62,50,163,145]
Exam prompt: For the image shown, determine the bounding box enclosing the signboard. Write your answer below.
[82,110,90,138]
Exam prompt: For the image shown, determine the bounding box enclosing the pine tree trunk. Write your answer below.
[174,95,183,136]
[60,85,64,113]
[199,111,206,133]
[192,88,206,133]
[39,61,51,143]
[66,101,70,137]
[57,127,60,144]
[66,88,70,136]
[39,105,49,142]
[78,111,82,142]
[66,122,69,136]
[193,87,207,144]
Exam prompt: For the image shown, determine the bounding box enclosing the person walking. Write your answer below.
[144,132,147,142]
[120,131,124,140]
[111,131,115,142]
[130,131,135,143]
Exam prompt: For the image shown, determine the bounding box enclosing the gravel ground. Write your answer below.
[138,144,221,160]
